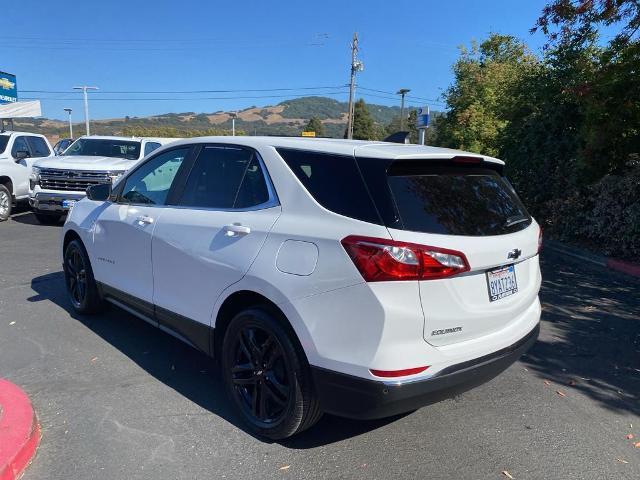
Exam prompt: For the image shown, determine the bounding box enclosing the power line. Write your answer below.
[21,85,348,94]
[22,91,350,102]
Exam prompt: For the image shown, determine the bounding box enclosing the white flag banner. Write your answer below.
[0,100,42,119]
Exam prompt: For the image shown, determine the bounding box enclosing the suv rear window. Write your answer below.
[387,164,531,236]
[277,148,380,225]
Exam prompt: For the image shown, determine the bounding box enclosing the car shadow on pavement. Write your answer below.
[28,271,403,447]
[9,206,63,227]
[523,250,640,416]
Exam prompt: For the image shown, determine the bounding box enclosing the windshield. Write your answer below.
[0,135,9,154]
[64,138,141,160]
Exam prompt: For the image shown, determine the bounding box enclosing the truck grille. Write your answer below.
[39,168,112,192]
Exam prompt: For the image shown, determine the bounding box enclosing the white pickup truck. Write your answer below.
[30,135,178,224]
[0,131,54,222]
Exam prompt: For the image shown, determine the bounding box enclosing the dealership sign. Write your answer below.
[0,71,17,104]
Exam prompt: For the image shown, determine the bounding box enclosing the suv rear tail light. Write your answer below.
[538,227,543,253]
[341,235,470,282]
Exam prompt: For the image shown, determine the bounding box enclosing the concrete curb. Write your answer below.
[0,379,41,480]
[545,239,640,278]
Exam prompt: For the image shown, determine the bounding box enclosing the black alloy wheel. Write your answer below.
[63,239,103,314]
[221,308,322,439]
[231,325,292,425]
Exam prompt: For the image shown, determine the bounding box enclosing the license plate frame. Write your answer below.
[486,264,518,302]
[61,199,76,210]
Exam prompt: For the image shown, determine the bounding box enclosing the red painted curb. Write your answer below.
[607,258,640,278]
[0,380,41,480]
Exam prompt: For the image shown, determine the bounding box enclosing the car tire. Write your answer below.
[221,307,322,440]
[63,239,104,314]
[0,184,12,222]
[35,212,62,225]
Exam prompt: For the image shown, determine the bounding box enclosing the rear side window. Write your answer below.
[0,135,8,154]
[144,141,161,156]
[277,148,380,224]
[387,164,531,236]
[26,136,51,157]
[178,146,270,209]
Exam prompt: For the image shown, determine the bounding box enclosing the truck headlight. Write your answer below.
[108,171,125,184]
[30,167,41,189]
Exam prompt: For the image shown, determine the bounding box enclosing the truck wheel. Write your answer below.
[0,185,11,222]
[34,212,62,225]
[221,308,322,439]
[63,239,104,314]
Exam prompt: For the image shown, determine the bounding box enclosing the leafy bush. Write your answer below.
[545,166,640,259]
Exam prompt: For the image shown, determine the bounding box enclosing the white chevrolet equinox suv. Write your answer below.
[61,137,542,439]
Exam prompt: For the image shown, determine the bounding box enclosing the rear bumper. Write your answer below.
[311,323,539,420]
[29,191,85,212]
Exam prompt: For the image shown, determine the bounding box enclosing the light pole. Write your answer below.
[397,88,411,131]
[63,108,73,138]
[230,111,238,136]
[73,86,98,135]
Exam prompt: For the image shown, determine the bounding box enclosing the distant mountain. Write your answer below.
[9,96,422,141]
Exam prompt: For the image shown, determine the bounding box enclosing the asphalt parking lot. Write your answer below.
[1,207,639,480]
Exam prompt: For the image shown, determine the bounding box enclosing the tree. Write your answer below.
[534,0,640,47]
[349,99,377,140]
[434,34,538,157]
[303,117,326,137]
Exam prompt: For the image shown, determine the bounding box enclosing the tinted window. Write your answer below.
[387,165,531,236]
[178,146,270,209]
[11,136,29,158]
[0,135,8,154]
[144,142,161,156]
[120,148,188,205]
[64,138,141,159]
[26,136,50,157]
[277,148,380,224]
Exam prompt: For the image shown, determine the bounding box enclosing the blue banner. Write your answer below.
[0,71,17,104]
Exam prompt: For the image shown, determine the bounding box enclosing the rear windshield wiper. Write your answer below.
[504,215,530,228]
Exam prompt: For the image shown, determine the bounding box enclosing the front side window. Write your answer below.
[64,138,141,160]
[177,146,270,209]
[11,136,29,158]
[26,136,51,157]
[120,148,188,205]
[144,142,161,156]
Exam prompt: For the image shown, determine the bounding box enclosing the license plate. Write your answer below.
[62,199,76,210]
[486,264,518,302]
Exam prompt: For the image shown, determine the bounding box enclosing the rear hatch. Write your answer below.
[356,154,541,347]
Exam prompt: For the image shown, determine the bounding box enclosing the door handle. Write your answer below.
[224,223,251,236]
[136,215,155,225]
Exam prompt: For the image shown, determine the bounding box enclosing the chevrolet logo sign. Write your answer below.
[0,78,15,90]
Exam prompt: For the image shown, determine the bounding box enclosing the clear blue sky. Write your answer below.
[3,0,552,120]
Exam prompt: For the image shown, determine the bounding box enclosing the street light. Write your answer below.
[63,108,73,138]
[73,86,98,135]
[396,88,411,131]
[229,111,238,136]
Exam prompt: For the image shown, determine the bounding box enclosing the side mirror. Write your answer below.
[14,150,30,161]
[86,183,112,201]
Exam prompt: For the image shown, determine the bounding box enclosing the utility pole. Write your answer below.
[346,33,364,139]
[230,111,238,136]
[397,88,411,131]
[63,108,73,138]
[73,86,98,135]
